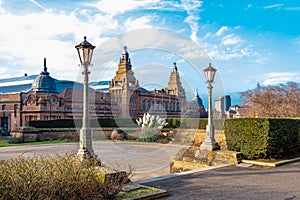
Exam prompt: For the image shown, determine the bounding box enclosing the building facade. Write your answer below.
[0,47,205,132]
[214,95,231,118]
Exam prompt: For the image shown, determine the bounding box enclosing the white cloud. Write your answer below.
[0,0,158,81]
[263,4,284,10]
[196,23,260,62]
[124,16,152,31]
[216,26,229,36]
[89,0,159,16]
[29,0,46,10]
[221,34,241,46]
[285,7,300,11]
[0,0,4,14]
[262,72,300,85]
[181,0,203,42]
[0,10,102,79]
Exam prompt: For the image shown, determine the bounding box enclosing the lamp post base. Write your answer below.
[77,127,96,160]
[200,141,220,151]
[200,124,220,151]
[77,148,97,160]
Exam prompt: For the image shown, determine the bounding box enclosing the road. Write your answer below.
[143,162,300,200]
[0,141,184,181]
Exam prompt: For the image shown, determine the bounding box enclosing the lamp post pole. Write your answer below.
[75,36,96,159]
[200,63,220,151]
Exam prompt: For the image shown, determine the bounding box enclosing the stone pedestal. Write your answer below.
[170,146,243,173]
[11,126,39,142]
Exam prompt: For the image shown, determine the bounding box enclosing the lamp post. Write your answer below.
[200,63,220,151]
[75,36,96,159]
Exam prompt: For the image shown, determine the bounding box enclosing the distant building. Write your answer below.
[226,105,241,118]
[214,95,231,118]
[0,47,205,131]
[182,90,207,118]
[109,47,186,118]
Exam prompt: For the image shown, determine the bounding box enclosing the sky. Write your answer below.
[0,0,299,104]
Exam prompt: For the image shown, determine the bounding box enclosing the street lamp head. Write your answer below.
[75,36,96,66]
[203,63,217,83]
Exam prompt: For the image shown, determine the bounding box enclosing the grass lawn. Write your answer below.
[0,139,73,147]
[117,187,161,199]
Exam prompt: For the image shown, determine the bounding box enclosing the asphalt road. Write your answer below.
[143,161,300,200]
[0,141,184,181]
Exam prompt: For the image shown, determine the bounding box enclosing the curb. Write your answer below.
[242,157,300,167]
[135,164,231,184]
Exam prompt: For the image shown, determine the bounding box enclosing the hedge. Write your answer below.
[224,118,300,159]
[27,118,138,129]
[28,118,225,130]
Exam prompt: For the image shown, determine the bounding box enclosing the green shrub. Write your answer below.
[110,129,128,140]
[224,118,300,159]
[0,154,130,200]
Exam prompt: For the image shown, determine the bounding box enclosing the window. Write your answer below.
[2,105,6,111]
[14,104,18,117]
[176,102,179,112]
[142,100,145,110]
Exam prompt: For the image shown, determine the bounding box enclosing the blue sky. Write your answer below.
[0,0,299,104]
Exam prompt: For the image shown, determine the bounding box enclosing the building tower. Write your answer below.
[109,46,139,117]
[165,62,186,97]
[165,62,186,110]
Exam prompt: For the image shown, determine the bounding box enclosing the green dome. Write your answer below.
[31,59,57,94]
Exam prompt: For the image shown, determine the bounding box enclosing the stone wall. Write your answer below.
[12,127,116,142]
[171,129,226,149]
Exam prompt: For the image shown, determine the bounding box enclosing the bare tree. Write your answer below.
[240,82,300,118]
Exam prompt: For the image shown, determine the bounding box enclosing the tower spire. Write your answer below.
[44,58,47,72]
[40,58,49,75]
[173,62,177,72]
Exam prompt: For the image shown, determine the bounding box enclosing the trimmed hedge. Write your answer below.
[224,118,300,159]
[28,118,225,130]
[27,118,138,129]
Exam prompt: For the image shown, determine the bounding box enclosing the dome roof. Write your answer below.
[191,90,203,107]
[31,58,57,94]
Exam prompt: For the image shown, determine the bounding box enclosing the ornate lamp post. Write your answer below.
[75,36,96,159]
[200,63,220,151]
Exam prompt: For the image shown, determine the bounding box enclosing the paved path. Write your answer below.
[0,141,184,181]
[143,161,300,200]
[2,141,300,199]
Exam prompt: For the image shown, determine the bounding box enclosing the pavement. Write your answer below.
[1,141,300,199]
[0,141,183,181]
[141,161,300,200]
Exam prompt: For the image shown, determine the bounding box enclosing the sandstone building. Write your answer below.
[0,47,206,132]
